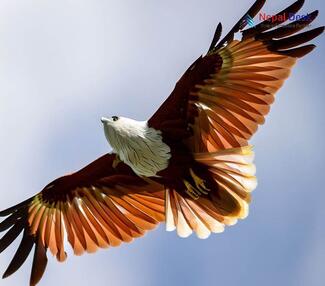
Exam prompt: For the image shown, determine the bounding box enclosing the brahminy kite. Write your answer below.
[0,0,323,285]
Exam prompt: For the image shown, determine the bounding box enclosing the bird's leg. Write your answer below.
[112,155,121,168]
[183,168,211,200]
[189,169,210,195]
[183,169,212,200]
[183,180,201,200]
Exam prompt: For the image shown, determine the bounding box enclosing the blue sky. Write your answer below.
[0,0,324,285]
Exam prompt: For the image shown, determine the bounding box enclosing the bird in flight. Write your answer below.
[0,0,323,285]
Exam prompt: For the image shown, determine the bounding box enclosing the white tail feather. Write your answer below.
[165,146,257,238]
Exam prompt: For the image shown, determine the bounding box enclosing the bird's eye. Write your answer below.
[112,116,119,122]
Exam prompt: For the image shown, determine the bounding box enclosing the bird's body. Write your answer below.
[0,0,323,285]
[101,116,213,210]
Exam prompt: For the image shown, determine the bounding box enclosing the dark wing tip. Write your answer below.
[277,44,316,58]
[312,9,319,18]
[214,0,267,50]
[0,197,34,217]
[242,0,307,39]
[2,229,35,279]
[0,215,26,254]
[30,240,48,286]
[255,10,320,41]
[317,26,325,34]
[0,197,48,285]
[269,26,325,52]
[208,23,222,53]
[237,0,323,58]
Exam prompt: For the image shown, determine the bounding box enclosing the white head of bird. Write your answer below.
[101,116,147,139]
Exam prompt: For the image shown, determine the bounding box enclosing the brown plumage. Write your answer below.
[147,0,323,238]
[0,155,165,285]
[1,0,323,284]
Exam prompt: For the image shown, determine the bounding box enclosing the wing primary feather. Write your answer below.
[256,10,319,41]
[30,238,48,286]
[215,0,266,49]
[0,209,24,232]
[0,219,25,253]
[0,197,33,217]
[2,229,35,279]
[269,27,325,51]
[242,0,305,39]
[276,44,316,58]
[208,23,222,52]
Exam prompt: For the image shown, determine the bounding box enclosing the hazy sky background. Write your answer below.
[0,0,324,285]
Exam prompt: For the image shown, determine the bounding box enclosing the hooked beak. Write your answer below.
[100,117,111,124]
[101,117,110,124]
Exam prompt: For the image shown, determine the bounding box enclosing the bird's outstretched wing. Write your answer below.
[148,0,324,152]
[0,154,164,285]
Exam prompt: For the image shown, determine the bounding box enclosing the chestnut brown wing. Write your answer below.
[0,153,164,285]
[148,0,324,152]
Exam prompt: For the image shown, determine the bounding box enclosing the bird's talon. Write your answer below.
[189,169,210,195]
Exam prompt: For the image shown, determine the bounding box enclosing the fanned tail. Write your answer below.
[165,146,256,239]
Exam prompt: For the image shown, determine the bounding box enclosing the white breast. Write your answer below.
[103,117,171,177]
